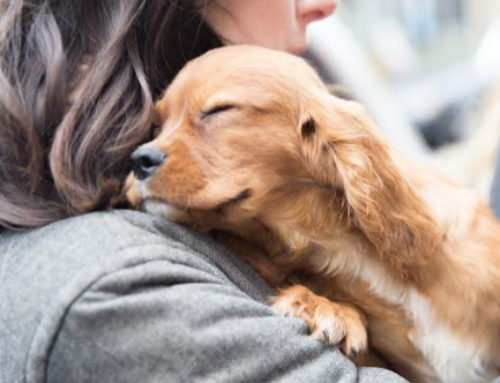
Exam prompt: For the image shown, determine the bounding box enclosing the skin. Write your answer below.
[203,0,338,54]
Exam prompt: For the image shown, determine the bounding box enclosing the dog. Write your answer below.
[126,45,500,383]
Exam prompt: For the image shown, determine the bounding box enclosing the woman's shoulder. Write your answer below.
[0,209,271,298]
[0,209,273,383]
[0,209,230,292]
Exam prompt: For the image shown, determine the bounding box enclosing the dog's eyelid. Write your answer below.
[200,104,236,120]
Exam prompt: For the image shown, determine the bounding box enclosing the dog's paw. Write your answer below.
[270,285,368,356]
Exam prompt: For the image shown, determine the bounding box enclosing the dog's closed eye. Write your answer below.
[200,104,236,120]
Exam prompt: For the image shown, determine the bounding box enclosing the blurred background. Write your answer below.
[307,0,500,202]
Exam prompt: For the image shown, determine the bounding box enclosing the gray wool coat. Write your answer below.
[0,209,407,383]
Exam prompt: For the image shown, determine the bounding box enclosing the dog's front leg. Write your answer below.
[270,285,368,357]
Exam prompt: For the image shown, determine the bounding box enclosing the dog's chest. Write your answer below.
[309,247,491,383]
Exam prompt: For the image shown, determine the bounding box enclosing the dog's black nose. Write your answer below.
[130,146,167,180]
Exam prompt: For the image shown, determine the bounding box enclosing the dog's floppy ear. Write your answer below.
[300,94,442,280]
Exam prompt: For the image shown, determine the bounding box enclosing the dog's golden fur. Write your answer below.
[127,45,500,383]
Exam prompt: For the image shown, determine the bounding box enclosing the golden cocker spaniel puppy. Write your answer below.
[126,45,500,383]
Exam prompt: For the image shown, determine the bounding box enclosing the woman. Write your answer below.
[0,1,406,382]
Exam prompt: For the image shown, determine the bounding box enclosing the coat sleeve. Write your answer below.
[45,250,407,383]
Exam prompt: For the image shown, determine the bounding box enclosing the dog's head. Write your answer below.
[127,46,327,220]
[127,45,440,274]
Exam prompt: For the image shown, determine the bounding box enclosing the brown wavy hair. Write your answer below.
[0,0,221,229]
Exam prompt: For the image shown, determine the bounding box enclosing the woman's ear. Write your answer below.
[299,94,442,280]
